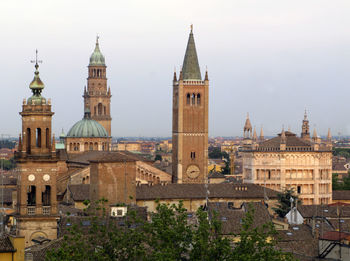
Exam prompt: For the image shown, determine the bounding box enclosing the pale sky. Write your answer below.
[1,0,350,137]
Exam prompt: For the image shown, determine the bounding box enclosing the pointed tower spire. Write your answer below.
[243,113,253,138]
[312,128,318,143]
[182,25,201,80]
[173,67,177,81]
[204,67,209,81]
[253,126,257,141]
[18,134,22,152]
[281,128,286,143]
[327,128,332,142]
[89,35,105,66]
[260,126,264,141]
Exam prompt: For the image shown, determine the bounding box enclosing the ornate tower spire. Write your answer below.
[312,128,318,142]
[327,128,332,142]
[243,113,252,138]
[260,125,264,141]
[253,126,257,141]
[281,127,286,142]
[182,25,201,80]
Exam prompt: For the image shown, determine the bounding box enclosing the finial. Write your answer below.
[204,67,208,81]
[30,49,42,70]
[96,34,99,44]
[190,24,193,32]
[304,109,307,120]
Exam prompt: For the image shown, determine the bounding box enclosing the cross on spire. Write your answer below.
[30,49,42,69]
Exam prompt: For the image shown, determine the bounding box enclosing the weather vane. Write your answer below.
[30,49,42,67]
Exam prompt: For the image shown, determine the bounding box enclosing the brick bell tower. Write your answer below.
[15,51,59,247]
[83,36,112,136]
[172,26,209,184]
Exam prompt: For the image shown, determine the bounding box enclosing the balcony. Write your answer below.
[42,206,51,215]
[27,206,36,215]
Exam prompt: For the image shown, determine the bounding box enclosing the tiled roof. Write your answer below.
[25,237,64,261]
[68,184,90,201]
[0,235,15,252]
[67,151,151,164]
[319,231,350,241]
[333,190,350,200]
[208,172,225,179]
[136,183,278,200]
[208,202,271,234]
[258,131,312,150]
[277,224,318,259]
[298,205,350,218]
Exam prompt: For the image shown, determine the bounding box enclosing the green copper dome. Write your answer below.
[89,37,105,66]
[67,110,109,138]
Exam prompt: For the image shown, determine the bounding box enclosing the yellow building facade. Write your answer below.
[242,113,333,205]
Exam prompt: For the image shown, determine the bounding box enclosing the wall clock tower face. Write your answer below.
[186,165,200,179]
[43,174,50,181]
[28,174,35,181]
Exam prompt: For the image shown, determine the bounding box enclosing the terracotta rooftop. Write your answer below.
[136,183,278,200]
[298,205,350,218]
[333,190,350,201]
[67,151,152,164]
[0,235,15,252]
[68,184,90,202]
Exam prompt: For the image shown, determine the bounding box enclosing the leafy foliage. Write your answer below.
[232,205,294,261]
[273,189,301,218]
[333,173,350,190]
[0,158,16,170]
[47,200,295,260]
[333,148,350,159]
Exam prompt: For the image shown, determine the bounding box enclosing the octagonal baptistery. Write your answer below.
[65,109,111,153]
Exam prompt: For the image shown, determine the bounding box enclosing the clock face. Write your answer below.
[186,165,200,179]
[28,174,35,182]
[43,174,50,181]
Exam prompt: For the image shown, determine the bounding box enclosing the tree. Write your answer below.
[154,154,162,161]
[47,200,296,260]
[273,188,301,218]
[231,205,294,261]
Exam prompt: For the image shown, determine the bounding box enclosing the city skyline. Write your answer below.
[2,0,350,137]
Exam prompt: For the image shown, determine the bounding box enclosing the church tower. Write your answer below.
[301,110,310,141]
[172,26,209,184]
[15,52,59,247]
[84,37,112,136]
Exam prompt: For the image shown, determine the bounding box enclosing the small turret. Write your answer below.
[327,128,332,142]
[18,134,22,152]
[253,126,257,142]
[259,126,264,141]
[173,68,177,82]
[243,113,252,139]
[179,70,183,81]
[280,127,286,151]
[204,68,209,81]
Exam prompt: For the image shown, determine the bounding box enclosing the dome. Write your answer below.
[67,114,108,138]
[89,37,105,66]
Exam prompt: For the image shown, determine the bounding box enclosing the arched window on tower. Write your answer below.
[42,185,51,206]
[94,106,97,115]
[93,69,96,77]
[27,185,36,206]
[197,94,201,106]
[26,128,31,153]
[104,106,106,115]
[84,142,88,151]
[98,103,103,115]
[186,94,190,105]
[46,128,50,148]
[191,93,195,105]
[36,128,41,148]
[89,142,93,150]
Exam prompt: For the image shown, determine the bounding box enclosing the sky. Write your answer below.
[1,0,350,138]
